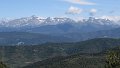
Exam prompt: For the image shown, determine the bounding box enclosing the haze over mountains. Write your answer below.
[0,16,120,45]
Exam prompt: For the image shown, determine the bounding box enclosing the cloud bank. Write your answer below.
[66,6,83,14]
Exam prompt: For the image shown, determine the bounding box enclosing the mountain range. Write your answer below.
[0,16,120,44]
[1,16,120,68]
[0,16,119,33]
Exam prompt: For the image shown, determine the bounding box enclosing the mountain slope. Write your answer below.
[0,38,120,68]
[63,27,120,41]
[22,53,104,68]
[0,32,72,45]
[1,27,120,45]
[22,47,120,68]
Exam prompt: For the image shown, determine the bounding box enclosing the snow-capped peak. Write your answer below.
[0,16,119,28]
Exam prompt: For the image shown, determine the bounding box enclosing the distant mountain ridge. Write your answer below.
[0,16,119,27]
[0,16,75,27]
[0,16,119,34]
[0,16,120,45]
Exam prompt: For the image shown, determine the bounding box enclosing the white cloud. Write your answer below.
[73,16,86,21]
[89,9,97,16]
[90,9,97,13]
[66,6,83,14]
[64,0,96,5]
[100,16,120,22]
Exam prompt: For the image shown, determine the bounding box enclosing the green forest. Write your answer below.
[0,38,120,68]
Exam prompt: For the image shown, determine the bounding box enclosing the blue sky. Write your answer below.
[0,0,120,19]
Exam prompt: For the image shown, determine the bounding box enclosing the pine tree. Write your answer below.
[0,62,7,68]
[105,50,120,68]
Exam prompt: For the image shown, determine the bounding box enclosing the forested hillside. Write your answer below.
[22,47,120,68]
[0,38,120,68]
